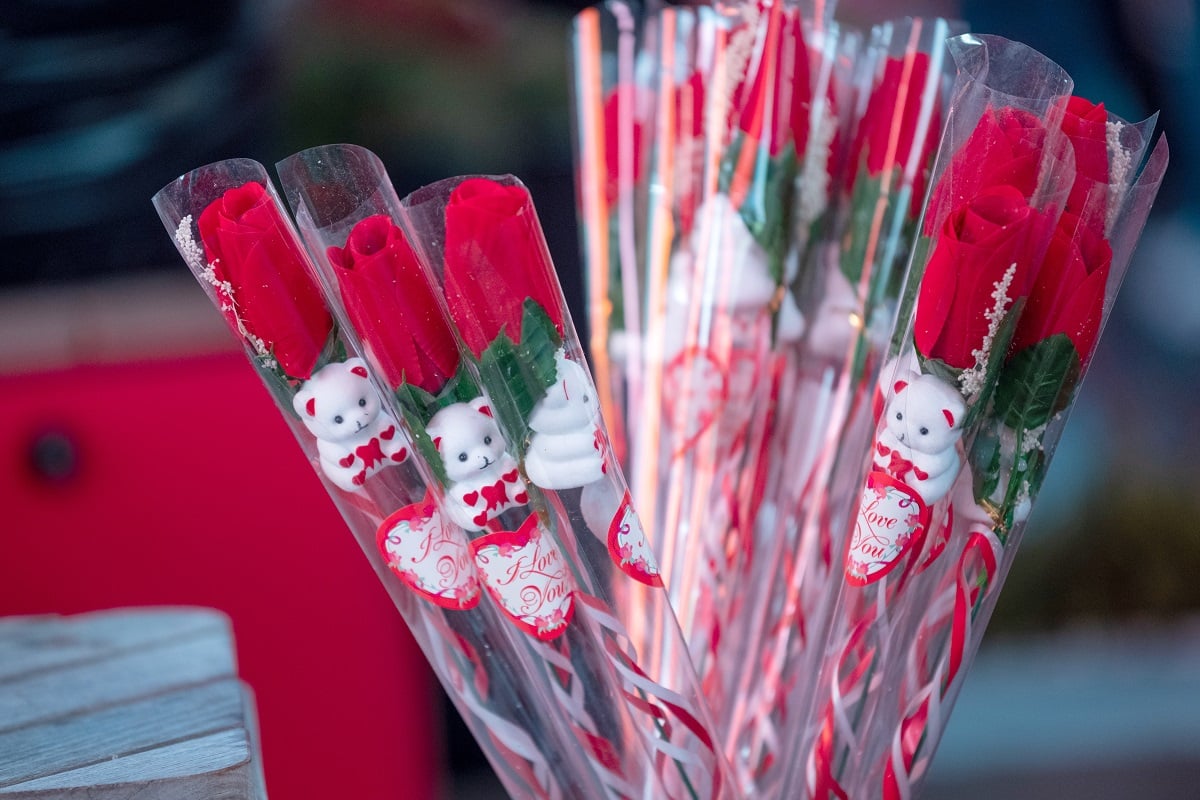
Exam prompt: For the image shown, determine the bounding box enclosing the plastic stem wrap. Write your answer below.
[716,18,958,795]
[784,34,1090,798]
[865,92,1169,800]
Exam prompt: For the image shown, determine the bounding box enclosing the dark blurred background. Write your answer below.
[1,0,1197,797]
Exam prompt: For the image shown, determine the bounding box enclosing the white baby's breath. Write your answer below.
[958,262,1017,400]
[796,103,837,228]
[1105,120,1133,236]
[174,215,206,273]
[1019,422,1047,456]
[721,4,759,121]
[176,214,276,368]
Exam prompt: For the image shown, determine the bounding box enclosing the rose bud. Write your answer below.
[197,181,333,380]
[328,214,460,394]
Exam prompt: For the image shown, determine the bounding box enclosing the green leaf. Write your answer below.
[970,426,1004,504]
[390,363,482,487]
[258,356,301,419]
[839,166,883,287]
[992,334,1081,431]
[477,298,562,449]
[918,355,961,389]
[889,234,933,358]
[605,221,625,332]
[399,402,447,486]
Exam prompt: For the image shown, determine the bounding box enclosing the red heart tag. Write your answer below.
[471,514,575,640]
[845,471,931,586]
[377,493,481,610]
[606,490,662,587]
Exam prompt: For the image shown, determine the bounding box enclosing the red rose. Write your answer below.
[924,105,1047,235]
[603,83,646,208]
[914,184,1052,369]
[443,178,565,358]
[1058,95,1110,232]
[197,181,333,379]
[846,52,942,217]
[786,10,812,158]
[1010,211,1112,365]
[328,214,460,393]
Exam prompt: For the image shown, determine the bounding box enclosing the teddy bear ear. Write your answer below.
[306,398,317,417]
[292,385,314,418]
[432,436,443,451]
[468,395,493,418]
[942,408,956,428]
[351,365,368,379]
[893,379,909,394]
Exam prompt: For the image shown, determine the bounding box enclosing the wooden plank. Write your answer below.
[0,609,230,682]
[0,679,248,786]
[0,728,264,799]
[0,631,236,732]
[0,609,263,798]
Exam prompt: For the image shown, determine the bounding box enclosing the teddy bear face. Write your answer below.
[882,373,965,456]
[426,400,511,485]
[294,357,383,442]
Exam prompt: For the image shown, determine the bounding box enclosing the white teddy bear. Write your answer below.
[873,371,966,505]
[293,357,410,492]
[524,350,607,490]
[426,397,529,530]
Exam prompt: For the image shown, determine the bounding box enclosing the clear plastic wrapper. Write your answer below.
[784,34,1168,799]
[153,159,612,800]
[277,145,739,799]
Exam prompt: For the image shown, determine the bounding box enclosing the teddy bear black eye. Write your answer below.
[334,415,344,424]
[895,412,903,421]
[919,427,929,436]
[484,435,492,446]
[458,452,468,462]
[358,397,367,407]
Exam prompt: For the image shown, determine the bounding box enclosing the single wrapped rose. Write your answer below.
[443,178,565,357]
[1058,95,1110,232]
[328,214,460,394]
[197,181,333,379]
[913,184,1052,369]
[732,1,795,158]
[603,83,646,208]
[924,105,1047,235]
[846,52,941,217]
[1009,211,1112,365]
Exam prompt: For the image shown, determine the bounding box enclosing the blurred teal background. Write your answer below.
[2,0,1197,797]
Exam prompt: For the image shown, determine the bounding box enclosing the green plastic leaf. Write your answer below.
[390,363,482,487]
[477,298,563,449]
[992,334,1081,431]
[970,426,1003,504]
[839,166,885,287]
[889,234,933,358]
